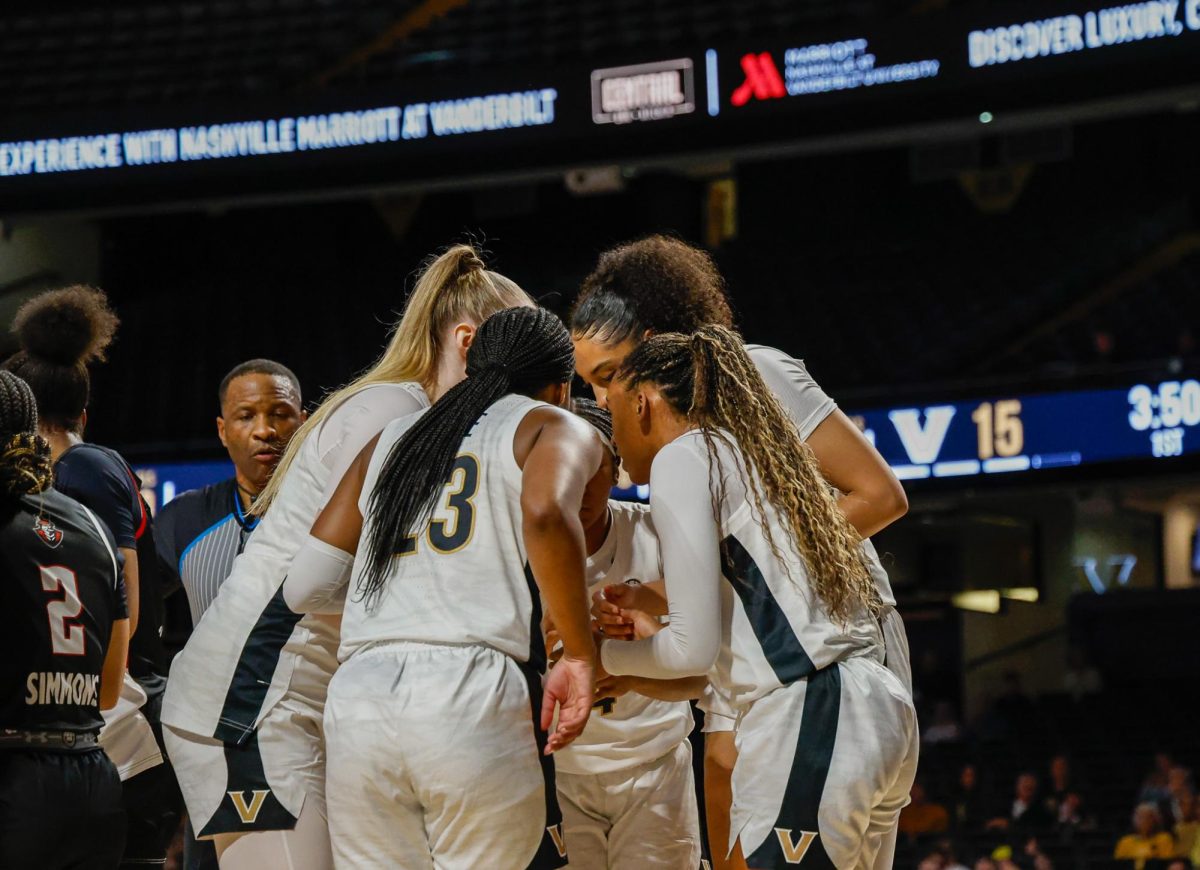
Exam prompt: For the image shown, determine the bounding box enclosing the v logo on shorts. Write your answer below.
[228,789,271,824]
[774,828,819,864]
[547,824,567,858]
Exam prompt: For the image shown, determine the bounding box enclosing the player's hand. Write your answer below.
[595,673,638,700]
[623,607,664,641]
[596,584,665,641]
[592,589,634,640]
[541,654,594,754]
[607,581,668,617]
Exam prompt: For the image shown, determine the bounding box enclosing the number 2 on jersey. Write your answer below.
[398,454,481,557]
[40,565,86,656]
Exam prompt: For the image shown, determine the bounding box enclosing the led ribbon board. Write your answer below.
[0,0,1197,210]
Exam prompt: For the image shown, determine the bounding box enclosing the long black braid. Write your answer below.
[358,306,576,607]
[0,371,53,499]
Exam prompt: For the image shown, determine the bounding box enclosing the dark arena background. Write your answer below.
[2,1,1200,869]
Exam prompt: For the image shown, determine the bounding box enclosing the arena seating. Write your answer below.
[897,685,1198,869]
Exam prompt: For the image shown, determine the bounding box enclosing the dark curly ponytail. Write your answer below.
[3,285,119,431]
[570,235,734,345]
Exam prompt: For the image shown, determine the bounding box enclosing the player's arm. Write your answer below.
[100,618,130,710]
[118,549,139,635]
[99,553,130,711]
[596,672,708,702]
[806,409,907,539]
[519,409,603,753]
[280,435,377,614]
[601,443,723,679]
[751,349,906,538]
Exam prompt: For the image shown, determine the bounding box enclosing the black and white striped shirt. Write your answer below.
[155,478,258,625]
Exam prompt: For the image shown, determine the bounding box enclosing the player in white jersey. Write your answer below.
[160,245,532,868]
[545,399,702,869]
[278,307,602,869]
[601,326,918,870]
[570,235,912,869]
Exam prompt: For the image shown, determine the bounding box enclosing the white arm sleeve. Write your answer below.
[317,386,428,508]
[281,535,354,614]
[746,344,836,441]
[601,441,723,678]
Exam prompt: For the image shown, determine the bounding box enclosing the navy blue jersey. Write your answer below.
[155,478,258,625]
[0,489,127,734]
[54,443,167,704]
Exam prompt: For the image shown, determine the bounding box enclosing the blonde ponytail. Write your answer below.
[254,244,531,513]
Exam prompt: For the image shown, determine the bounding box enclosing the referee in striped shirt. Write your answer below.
[156,359,304,626]
[155,359,304,870]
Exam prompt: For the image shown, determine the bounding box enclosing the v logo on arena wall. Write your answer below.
[774,828,819,864]
[228,789,271,824]
[547,824,567,858]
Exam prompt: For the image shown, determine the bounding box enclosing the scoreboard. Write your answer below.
[1,0,1198,211]
[854,378,1200,481]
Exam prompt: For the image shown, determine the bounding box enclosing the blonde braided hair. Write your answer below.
[619,325,881,623]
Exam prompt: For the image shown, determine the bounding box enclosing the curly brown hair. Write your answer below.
[570,235,734,344]
[3,285,119,430]
[618,325,881,624]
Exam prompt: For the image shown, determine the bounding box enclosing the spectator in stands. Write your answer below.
[1141,753,1177,807]
[952,763,988,832]
[933,839,970,870]
[923,701,964,745]
[988,773,1054,831]
[973,858,998,870]
[1167,766,1195,825]
[1054,792,1090,832]
[1022,837,1055,870]
[918,840,970,870]
[1173,790,1199,862]
[1114,803,1176,868]
[1061,646,1102,700]
[1045,754,1091,829]
[1164,860,1191,870]
[900,779,950,839]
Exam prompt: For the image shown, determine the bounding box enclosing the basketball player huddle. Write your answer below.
[162,237,919,870]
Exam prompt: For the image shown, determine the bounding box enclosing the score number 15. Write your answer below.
[972,400,1024,460]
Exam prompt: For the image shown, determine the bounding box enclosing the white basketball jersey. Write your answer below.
[162,382,429,742]
[688,432,884,713]
[339,393,548,665]
[555,501,693,776]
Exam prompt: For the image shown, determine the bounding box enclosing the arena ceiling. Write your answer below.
[0,0,938,117]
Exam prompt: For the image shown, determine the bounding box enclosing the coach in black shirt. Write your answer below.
[157,359,304,627]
